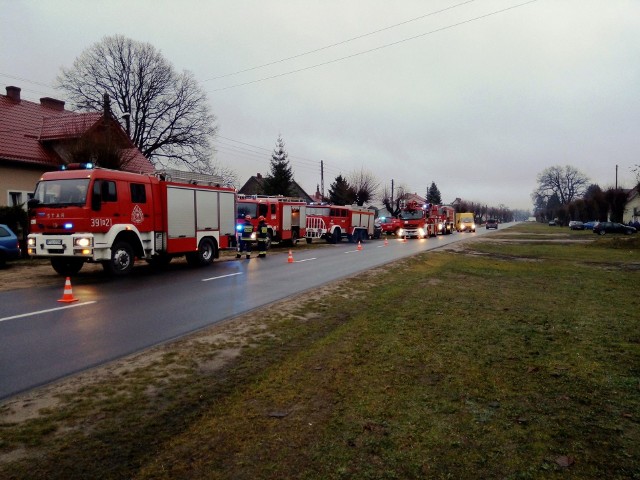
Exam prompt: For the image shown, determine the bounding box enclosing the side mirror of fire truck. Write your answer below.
[91,181,102,211]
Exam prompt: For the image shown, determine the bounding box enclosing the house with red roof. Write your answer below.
[0,86,153,207]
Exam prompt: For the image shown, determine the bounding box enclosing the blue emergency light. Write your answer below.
[60,162,94,171]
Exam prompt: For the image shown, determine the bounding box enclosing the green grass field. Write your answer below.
[1,223,639,479]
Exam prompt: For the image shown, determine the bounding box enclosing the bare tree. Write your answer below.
[347,168,379,206]
[381,184,409,216]
[56,35,224,176]
[531,165,589,206]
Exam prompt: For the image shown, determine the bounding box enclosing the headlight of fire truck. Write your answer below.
[27,237,36,255]
[418,228,425,238]
[397,228,404,236]
[74,236,93,255]
[438,223,444,232]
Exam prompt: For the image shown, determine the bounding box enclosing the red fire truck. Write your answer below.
[236,195,306,246]
[396,200,436,239]
[305,204,375,243]
[427,204,456,235]
[376,216,402,236]
[27,165,237,276]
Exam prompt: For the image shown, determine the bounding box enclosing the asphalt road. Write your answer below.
[0,227,504,400]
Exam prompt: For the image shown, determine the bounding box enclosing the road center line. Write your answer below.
[0,301,97,323]
[295,258,317,263]
[202,272,243,282]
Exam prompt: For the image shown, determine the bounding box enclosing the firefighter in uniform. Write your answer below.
[257,216,269,258]
[236,215,254,259]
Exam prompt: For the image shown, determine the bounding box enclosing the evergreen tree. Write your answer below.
[426,182,442,204]
[262,135,294,196]
[329,175,354,205]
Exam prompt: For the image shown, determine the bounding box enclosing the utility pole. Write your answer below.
[391,178,394,205]
[320,160,325,201]
[616,164,618,189]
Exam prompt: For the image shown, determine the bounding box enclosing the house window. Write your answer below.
[8,191,34,209]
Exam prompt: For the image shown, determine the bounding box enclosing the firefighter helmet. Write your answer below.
[258,216,265,221]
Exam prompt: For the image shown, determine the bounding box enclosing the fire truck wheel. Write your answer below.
[186,238,216,267]
[331,228,341,244]
[104,241,135,276]
[306,237,312,244]
[51,258,84,276]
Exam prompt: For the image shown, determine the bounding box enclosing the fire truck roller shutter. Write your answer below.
[195,190,219,231]
[167,187,196,238]
[218,190,237,248]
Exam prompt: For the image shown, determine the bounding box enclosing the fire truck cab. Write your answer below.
[428,204,456,235]
[397,201,435,239]
[236,195,306,247]
[27,165,237,276]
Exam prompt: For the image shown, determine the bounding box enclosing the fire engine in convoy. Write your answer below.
[427,204,456,235]
[305,204,375,243]
[396,200,436,239]
[236,195,306,246]
[27,165,237,276]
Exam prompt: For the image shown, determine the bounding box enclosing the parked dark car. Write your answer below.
[568,221,584,230]
[0,224,21,267]
[582,221,597,230]
[486,219,498,229]
[593,221,637,236]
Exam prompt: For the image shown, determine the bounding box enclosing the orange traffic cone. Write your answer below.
[57,277,78,303]
[384,237,388,246]
[357,241,363,251]
[287,250,294,263]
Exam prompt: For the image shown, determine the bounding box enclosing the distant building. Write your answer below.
[238,173,313,203]
[0,86,153,207]
[624,186,640,223]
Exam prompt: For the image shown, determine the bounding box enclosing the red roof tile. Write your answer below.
[39,112,102,141]
[0,92,153,173]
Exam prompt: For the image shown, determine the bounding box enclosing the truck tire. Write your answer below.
[104,241,135,276]
[186,238,216,267]
[51,258,84,276]
[332,228,341,244]
[306,237,312,244]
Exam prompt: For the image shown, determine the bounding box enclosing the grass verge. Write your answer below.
[1,224,639,479]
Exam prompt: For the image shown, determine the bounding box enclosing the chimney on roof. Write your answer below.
[256,173,262,179]
[40,97,65,111]
[6,86,21,102]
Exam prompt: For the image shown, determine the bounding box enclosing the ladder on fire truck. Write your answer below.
[156,169,226,186]
[237,194,305,203]
[305,216,327,239]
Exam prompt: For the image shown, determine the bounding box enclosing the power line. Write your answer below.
[204,0,477,82]
[210,0,539,92]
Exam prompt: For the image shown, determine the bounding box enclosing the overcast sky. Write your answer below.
[2,0,639,210]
